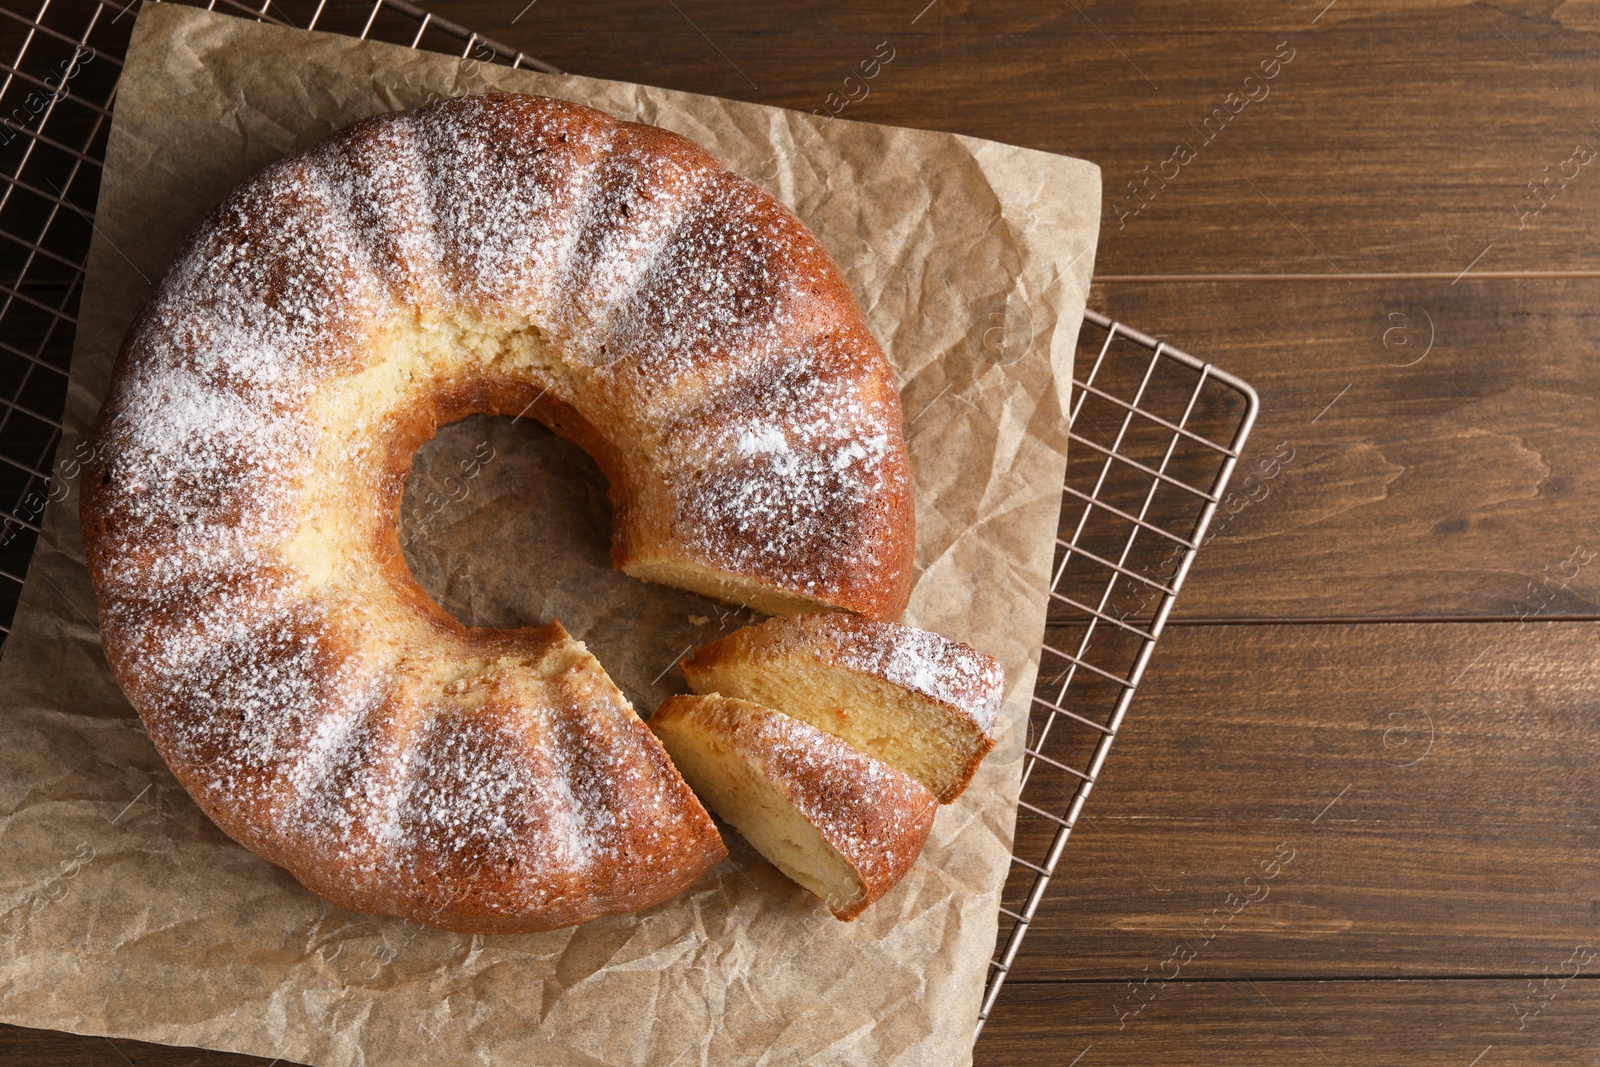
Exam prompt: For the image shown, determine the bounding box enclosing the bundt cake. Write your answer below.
[680,614,1002,803]
[650,694,936,920]
[79,93,916,933]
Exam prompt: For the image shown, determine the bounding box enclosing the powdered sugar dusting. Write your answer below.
[737,614,1004,735]
[736,424,788,458]
[398,706,605,878]
[846,622,1003,733]
[659,338,906,599]
[81,92,910,928]
[414,96,615,318]
[745,705,931,869]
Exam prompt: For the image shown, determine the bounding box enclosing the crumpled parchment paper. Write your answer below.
[0,4,1099,1065]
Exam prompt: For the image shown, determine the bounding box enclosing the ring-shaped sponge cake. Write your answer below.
[80,94,915,933]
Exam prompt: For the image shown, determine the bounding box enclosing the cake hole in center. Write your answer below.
[400,413,754,708]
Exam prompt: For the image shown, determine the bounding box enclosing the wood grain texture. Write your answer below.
[0,1023,277,1066]
[1077,277,1600,621]
[5,0,1596,1065]
[1009,620,1600,980]
[451,0,1600,276]
[977,980,1600,1066]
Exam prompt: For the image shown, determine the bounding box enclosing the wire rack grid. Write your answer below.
[977,309,1257,1032]
[0,0,1260,1050]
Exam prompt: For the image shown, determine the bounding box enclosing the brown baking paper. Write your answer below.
[0,5,1099,1065]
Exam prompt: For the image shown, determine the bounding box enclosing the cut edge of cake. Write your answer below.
[680,614,1003,803]
[650,693,935,921]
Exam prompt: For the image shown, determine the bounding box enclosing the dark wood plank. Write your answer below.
[0,1022,281,1066]
[1006,620,1600,979]
[977,979,1600,1066]
[454,0,1600,276]
[1051,277,1600,622]
[6,1,1599,1064]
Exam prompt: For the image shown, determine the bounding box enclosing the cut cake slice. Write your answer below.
[680,614,1003,803]
[650,693,935,920]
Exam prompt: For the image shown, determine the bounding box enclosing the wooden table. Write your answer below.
[6,1,1598,1063]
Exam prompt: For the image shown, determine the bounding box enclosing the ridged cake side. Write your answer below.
[74,93,914,931]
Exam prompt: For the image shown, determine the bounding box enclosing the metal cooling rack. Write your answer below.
[0,0,1260,1049]
[0,0,559,637]
[977,310,1257,1033]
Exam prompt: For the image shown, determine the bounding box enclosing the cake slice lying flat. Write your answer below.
[680,614,1004,803]
[650,694,936,920]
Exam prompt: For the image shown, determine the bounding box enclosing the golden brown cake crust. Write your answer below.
[73,92,918,932]
[651,695,935,920]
